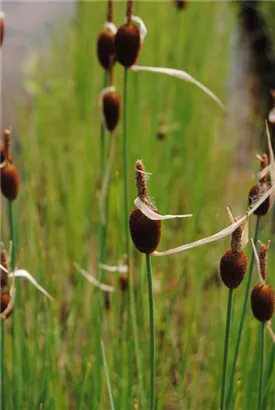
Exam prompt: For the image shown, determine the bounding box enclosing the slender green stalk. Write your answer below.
[220,288,234,410]
[123,67,130,259]
[1,322,5,410]
[146,253,155,410]
[8,201,22,409]
[258,323,265,410]
[8,202,16,271]
[101,340,116,410]
[226,216,261,407]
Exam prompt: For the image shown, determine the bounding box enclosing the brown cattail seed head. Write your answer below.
[103,91,120,132]
[97,29,116,70]
[251,284,275,322]
[248,182,270,216]
[259,241,270,282]
[220,250,248,289]
[115,23,141,68]
[119,273,128,292]
[1,249,9,288]
[0,13,4,47]
[129,207,161,254]
[0,291,11,314]
[1,163,20,201]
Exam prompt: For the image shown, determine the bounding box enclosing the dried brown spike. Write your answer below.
[119,273,128,292]
[0,291,11,314]
[1,249,9,288]
[136,160,148,201]
[129,207,161,254]
[231,226,243,253]
[115,23,141,68]
[248,183,270,216]
[220,249,248,289]
[97,29,116,70]
[1,163,20,201]
[103,91,120,132]
[259,241,270,281]
[251,284,275,322]
[0,14,4,47]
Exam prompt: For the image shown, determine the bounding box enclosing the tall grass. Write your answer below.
[1,1,274,409]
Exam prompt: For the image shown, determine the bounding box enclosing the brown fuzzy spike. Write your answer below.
[97,29,116,70]
[1,163,20,201]
[115,23,141,68]
[129,207,161,254]
[220,249,248,289]
[0,291,11,314]
[136,160,148,202]
[259,241,270,281]
[103,91,120,132]
[0,14,4,47]
[248,182,270,216]
[251,284,275,322]
[231,226,243,254]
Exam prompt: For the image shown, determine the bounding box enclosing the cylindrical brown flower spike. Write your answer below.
[248,154,270,216]
[115,23,141,68]
[220,223,248,288]
[103,90,120,132]
[129,160,161,254]
[1,128,20,201]
[97,29,116,71]
[251,284,275,322]
[251,241,275,322]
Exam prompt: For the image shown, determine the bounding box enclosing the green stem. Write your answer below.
[101,340,116,410]
[220,288,234,410]
[258,323,265,410]
[226,216,261,407]
[146,253,155,410]
[123,67,130,260]
[8,201,16,270]
[1,322,5,410]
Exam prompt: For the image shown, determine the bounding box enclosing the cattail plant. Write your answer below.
[250,240,275,410]
[129,160,192,410]
[219,210,248,410]
[226,121,275,407]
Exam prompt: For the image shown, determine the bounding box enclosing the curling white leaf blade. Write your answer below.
[134,197,192,221]
[257,165,270,181]
[98,263,128,273]
[152,184,275,256]
[74,263,115,292]
[250,239,264,284]
[131,16,148,41]
[131,65,225,109]
[268,107,275,124]
[9,270,54,301]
